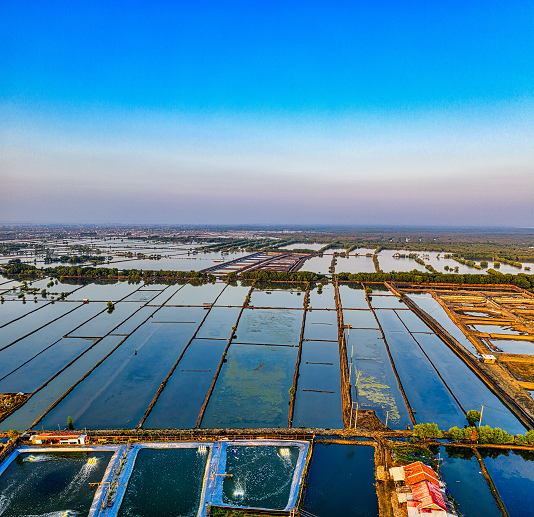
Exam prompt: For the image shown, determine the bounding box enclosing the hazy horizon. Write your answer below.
[2,1,533,226]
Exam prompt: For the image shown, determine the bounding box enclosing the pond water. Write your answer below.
[144,338,227,429]
[488,339,534,355]
[69,281,141,302]
[303,310,338,341]
[308,284,336,309]
[250,289,305,309]
[303,443,378,516]
[407,293,480,355]
[69,301,145,338]
[0,451,113,516]
[213,283,249,306]
[222,445,299,510]
[110,306,159,335]
[301,256,332,276]
[165,283,226,306]
[234,308,302,346]
[0,335,123,431]
[280,243,324,251]
[395,309,432,333]
[345,328,412,429]
[195,307,241,340]
[0,302,106,383]
[144,283,185,306]
[375,309,465,428]
[41,315,202,429]
[370,295,407,309]
[343,309,379,329]
[109,251,251,272]
[0,300,52,327]
[470,324,528,336]
[480,449,534,517]
[376,250,427,273]
[201,344,297,428]
[335,254,376,274]
[413,332,525,434]
[117,447,208,517]
[434,446,501,517]
[0,337,100,394]
[0,301,83,348]
[293,340,343,429]
[338,284,370,309]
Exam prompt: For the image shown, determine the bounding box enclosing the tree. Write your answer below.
[466,410,481,426]
[448,426,464,442]
[67,416,74,430]
[413,423,443,441]
[7,429,19,439]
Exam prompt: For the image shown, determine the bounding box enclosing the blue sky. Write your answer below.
[1,1,533,225]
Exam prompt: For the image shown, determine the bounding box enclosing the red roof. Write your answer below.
[33,433,84,439]
[403,462,440,486]
[411,480,447,511]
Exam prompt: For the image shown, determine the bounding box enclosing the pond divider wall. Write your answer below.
[334,279,351,428]
[472,448,510,517]
[196,285,254,428]
[137,284,229,428]
[288,289,308,427]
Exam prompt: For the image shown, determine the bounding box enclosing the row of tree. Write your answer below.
[412,422,534,446]
[336,270,534,291]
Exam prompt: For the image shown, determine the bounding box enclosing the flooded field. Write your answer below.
[0,276,529,437]
[0,450,113,516]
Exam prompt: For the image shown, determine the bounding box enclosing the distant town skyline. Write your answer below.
[1,1,533,226]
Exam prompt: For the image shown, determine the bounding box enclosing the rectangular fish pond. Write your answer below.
[0,449,113,517]
[117,445,210,517]
[205,441,309,514]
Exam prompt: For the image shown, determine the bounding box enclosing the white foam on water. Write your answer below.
[62,457,99,496]
[22,455,56,463]
[21,511,80,517]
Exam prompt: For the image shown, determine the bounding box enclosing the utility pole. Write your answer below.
[479,405,484,427]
